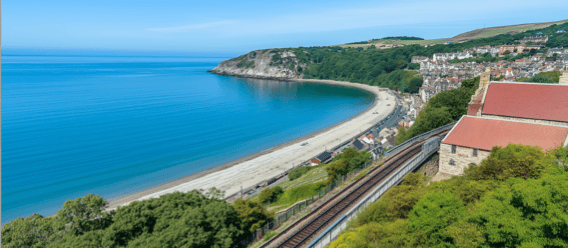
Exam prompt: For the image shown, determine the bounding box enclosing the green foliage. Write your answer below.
[325,149,371,184]
[2,213,59,248]
[381,36,424,40]
[408,192,467,246]
[517,71,561,83]
[465,144,553,181]
[288,166,311,181]
[257,186,284,204]
[469,169,568,247]
[396,77,479,145]
[3,191,247,248]
[276,182,327,206]
[353,173,428,227]
[329,220,410,248]
[331,145,568,247]
[375,70,423,93]
[407,62,420,70]
[233,198,273,233]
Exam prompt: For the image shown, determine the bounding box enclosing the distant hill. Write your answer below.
[341,19,568,49]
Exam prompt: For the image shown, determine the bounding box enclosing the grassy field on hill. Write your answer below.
[340,19,568,49]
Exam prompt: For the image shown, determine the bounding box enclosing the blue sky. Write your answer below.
[3,0,568,55]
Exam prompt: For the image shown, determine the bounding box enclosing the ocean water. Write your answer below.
[1,55,374,224]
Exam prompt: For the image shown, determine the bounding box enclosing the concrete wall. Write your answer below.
[439,143,491,175]
[482,114,568,127]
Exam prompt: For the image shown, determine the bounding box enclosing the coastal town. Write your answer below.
[6,4,568,246]
[413,34,568,102]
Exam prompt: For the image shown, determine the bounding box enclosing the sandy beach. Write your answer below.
[107,79,396,210]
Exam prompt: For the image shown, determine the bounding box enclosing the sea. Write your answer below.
[1,54,374,224]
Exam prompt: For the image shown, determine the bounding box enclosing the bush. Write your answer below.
[277,182,327,205]
[258,186,284,204]
[464,144,553,181]
[288,166,311,181]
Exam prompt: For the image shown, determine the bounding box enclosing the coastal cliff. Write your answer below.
[211,49,306,80]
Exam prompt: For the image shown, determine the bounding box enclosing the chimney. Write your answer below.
[467,68,491,116]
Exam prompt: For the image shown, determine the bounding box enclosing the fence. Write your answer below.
[235,92,415,246]
[385,121,456,157]
[307,129,454,248]
[236,159,376,247]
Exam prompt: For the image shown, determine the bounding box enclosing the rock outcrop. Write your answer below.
[210,49,305,80]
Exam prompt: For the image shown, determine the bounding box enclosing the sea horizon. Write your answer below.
[1,53,374,224]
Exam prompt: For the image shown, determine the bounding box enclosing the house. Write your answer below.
[411,56,428,63]
[467,75,568,126]
[499,45,516,54]
[350,139,366,151]
[476,47,490,54]
[439,115,568,175]
[548,47,565,56]
[526,44,544,50]
[520,36,548,43]
[457,52,471,60]
[310,151,332,165]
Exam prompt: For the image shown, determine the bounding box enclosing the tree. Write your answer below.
[470,170,568,247]
[503,50,511,55]
[465,144,553,181]
[1,213,58,248]
[55,194,112,236]
[408,192,466,247]
[257,186,283,203]
[233,199,273,233]
[288,166,310,181]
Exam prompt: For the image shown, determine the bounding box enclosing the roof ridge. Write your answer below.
[466,115,568,128]
[491,81,568,86]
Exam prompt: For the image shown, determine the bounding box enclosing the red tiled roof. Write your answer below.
[482,82,568,122]
[442,116,568,151]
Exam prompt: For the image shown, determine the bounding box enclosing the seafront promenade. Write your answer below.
[107,79,396,210]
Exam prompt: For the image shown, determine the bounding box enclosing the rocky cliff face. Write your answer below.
[211,49,305,80]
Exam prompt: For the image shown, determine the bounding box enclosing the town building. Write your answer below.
[439,115,568,175]
[310,151,332,165]
[467,72,568,126]
[520,36,549,43]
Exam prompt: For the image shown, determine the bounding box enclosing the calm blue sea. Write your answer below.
[1,54,374,224]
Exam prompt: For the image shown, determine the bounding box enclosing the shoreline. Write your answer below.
[107,77,394,210]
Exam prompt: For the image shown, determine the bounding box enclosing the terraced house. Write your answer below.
[439,71,568,175]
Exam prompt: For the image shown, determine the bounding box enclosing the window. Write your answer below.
[473,148,478,157]
[449,159,456,166]
[451,145,456,154]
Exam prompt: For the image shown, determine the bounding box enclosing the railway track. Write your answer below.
[259,130,449,248]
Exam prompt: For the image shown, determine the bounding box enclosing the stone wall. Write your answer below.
[482,114,568,127]
[439,143,491,175]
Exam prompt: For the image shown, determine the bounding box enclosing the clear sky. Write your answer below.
[3,0,568,55]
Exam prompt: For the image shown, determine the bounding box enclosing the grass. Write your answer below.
[276,182,327,206]
[279,164,327,190]
[337,19,568,49]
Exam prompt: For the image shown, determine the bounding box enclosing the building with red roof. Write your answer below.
[467,71,568,126]
[481,82,568,124]
[439,115,568,175]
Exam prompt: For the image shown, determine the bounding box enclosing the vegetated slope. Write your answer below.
[211,21,568,94]
[451,19,568,42]
[341,19,568,48]
[329,144,568,248]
